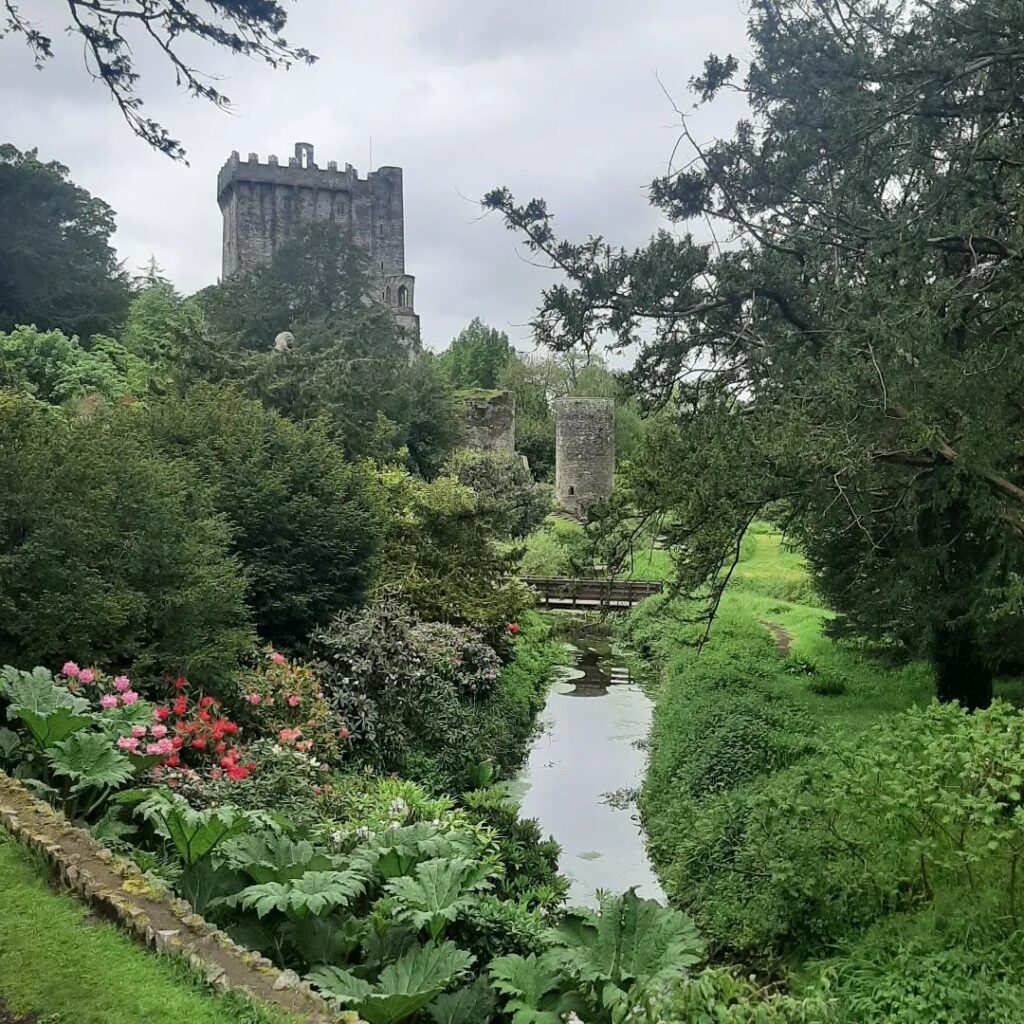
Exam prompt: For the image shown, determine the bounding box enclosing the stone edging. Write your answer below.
[0,772,349,1024]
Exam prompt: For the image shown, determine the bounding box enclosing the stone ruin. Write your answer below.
[553,397,615,517]
[459,390,516,453]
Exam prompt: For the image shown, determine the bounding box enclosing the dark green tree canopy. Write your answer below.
[0,144,131,339]
[195,223,461,475]
[486,0,1024,707]
[3,1,314,160]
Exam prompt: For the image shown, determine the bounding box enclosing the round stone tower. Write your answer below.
[553,397,614,517]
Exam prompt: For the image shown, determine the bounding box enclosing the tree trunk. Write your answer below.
[931,616,993,710]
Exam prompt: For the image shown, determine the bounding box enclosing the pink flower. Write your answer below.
[79,668,96,684]
[271,651,286,666]
[278,727,301,744]
[145,742,161,755]
[61,661,80,678]
[116,736,139,752]
[246,693,262,705]
[99,694,119,710]
[112,675,132,692]
[121,690,139,706]
[150,724,167,739]
[155,737,175,754]
[131,725,147,739]
[287,694,301,707]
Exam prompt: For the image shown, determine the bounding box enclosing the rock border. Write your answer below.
[0,772,347,1024]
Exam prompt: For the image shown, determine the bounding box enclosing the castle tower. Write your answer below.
[217,142,420,343]
[553,398,614,517]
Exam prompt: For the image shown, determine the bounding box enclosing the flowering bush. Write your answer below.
[151,676,253,780]
[236,648,343,765]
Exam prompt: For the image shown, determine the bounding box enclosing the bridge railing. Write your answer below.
[519,576,663,609]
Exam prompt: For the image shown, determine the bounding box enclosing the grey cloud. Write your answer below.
[0,0,749,352]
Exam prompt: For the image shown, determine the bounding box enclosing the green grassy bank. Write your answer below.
[0,834,293,1024]
[624,523,1024,1023]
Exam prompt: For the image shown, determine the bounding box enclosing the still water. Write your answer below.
[511,632,664,907]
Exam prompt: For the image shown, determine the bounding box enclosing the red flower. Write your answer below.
[165,754,180,768]
[170,736,184,750]
[155,706,170,722]
[226,764,249,781]
[215,742,226,755]
[506,622,521,635]
[199,695,215,709]
[190,738,206,751]
[173,676,187,691]
[173,696,187,716]
[223,721,239,736]
[338,726,351,740]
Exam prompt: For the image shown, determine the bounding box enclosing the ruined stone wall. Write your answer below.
[218,143,419,342]
[459,390,516,453]
[554,397,614,516]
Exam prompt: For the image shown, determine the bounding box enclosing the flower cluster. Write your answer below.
[154,677,254,780]
[237,648,342,762]
[61,661,141,708]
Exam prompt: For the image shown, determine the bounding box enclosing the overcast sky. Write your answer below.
[2,1,749,352]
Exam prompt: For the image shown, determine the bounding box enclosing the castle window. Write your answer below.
[568,486,575,496]
[379,224,384,235]
[397,285,409,307]
[385,285,392,303]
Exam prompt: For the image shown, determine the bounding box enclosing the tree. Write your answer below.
[446,450,551,541]
[196,223,461,476]
[3,1,314,161]
[442,319,514,389]
[140,386,379,650]
[0,145,130,339]
[485,0,1024,708]
[0,392,252,685]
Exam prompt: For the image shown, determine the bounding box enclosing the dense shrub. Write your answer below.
[0,393,251,685]
[140,386,378,649]
[311,601,502,786]
[446,449,551,541]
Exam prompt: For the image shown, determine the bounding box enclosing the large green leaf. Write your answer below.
[487,952,578,1024]
[311,942,474,1024]
[549,888,703,991]
[47,732,134,794]
[385,857,491,939]
[355,823,478,880]
[133,791,255,866]
[426,977,496,1024]
[223,831,336,884]
[179,859,247,916]
[225,868,367,920]
[283,913,367,968]
[2,665,92,749]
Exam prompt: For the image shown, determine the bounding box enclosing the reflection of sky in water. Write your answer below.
[515,643,664,907]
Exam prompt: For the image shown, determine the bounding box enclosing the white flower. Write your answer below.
[388,797,408,816]
[355,826,374,841]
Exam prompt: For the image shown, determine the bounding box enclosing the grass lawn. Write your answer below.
[0,834,294,1024]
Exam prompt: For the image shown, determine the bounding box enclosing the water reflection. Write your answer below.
[514,631,664,907]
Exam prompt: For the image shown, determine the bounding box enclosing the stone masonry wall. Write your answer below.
[218,142,419,343]
[460,391,516,453]
[553,397,614,517]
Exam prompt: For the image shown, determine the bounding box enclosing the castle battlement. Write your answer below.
[216,144,403,208]
[217,141,419,345]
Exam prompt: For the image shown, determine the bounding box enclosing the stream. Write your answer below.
[510,628,664,907]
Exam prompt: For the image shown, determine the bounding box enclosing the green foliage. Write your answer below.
[635,970,836,1024]
[386,857,492,940]
[487,0,1024,707]
[227,869,367,920]
[46,731,134,794]
[0,144,130,339]
[446,450,551,541]
[140,386,378,649]
[223,832,335,884]
[132,790,260,866]
[0,324,148,403]
[488,952,576,1024]
[442,319,513,390]
[309,941,474,1024]
[426,977,496,1024]
[0,665,91,748]
[549,889,703,1000]
[0,393,252,686]
[195,224,460,476]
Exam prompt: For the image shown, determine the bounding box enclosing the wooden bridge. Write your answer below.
[520,576,663,610]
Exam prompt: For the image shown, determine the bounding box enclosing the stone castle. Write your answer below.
[553,398,615,517]
[217,142,420,341]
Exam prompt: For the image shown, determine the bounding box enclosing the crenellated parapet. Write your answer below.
[217,142,419,346]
